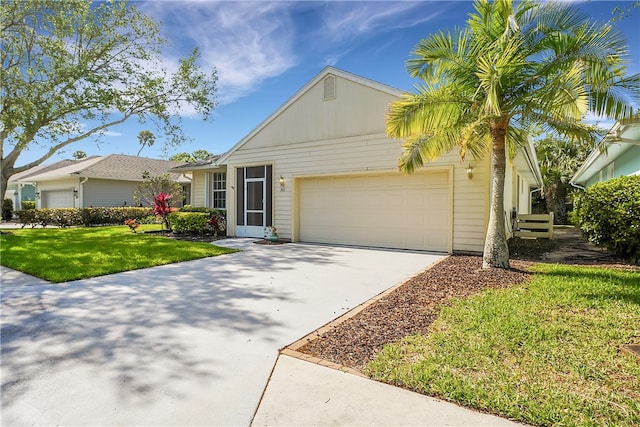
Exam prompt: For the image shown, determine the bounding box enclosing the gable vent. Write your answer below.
[323,75,336,100]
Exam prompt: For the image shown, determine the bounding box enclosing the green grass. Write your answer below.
[0,225,238,282]
[367,264,640,426]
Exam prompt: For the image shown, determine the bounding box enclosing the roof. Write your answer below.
[170,153,226,172]
[520,137,544,188]
[13,154,190,183]
[571,119,640,186]
[8,158,83,182]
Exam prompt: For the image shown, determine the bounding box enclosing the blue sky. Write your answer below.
[21,0,640,166]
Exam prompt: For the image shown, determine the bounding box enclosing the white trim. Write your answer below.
[205,172,211,207]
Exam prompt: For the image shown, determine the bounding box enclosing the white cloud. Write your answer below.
[141,1,297,105]
[103,130,123,137]
[138,1,448,106]
[319,2,444,43]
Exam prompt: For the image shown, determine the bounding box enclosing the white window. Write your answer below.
[209,172,226,209]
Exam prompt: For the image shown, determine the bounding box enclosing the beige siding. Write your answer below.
[191,171,208,207]
[242,76,396,149]
[225,71,492,253]
[227,133,490,253]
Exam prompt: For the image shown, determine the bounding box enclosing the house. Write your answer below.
[172,67,542,253]
[570,119,640,188]
[10,154,191,209]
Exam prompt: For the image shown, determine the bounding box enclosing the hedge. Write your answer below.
[573,175,640,263]
[169,208,227,236]
[169,212,210,234]
[15,207,152,228]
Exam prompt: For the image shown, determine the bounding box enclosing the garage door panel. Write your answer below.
[298,172,451,252]
[42,190,74,208]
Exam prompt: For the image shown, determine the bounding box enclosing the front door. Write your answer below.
[236,165,272,238]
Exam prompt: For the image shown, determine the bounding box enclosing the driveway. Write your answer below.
[1,238,444,426]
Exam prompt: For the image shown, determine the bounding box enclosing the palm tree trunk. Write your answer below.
[483,122,510,269]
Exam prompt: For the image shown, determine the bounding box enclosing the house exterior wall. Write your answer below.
[82,179,139,207]
[223,74,492,252]
[35,177,79,208]
[191,171,208,207]
[226,135,491,252]
[616,145,640,177]
[585,145,640,187]
[241,75,397,148]
[4,183,36,211]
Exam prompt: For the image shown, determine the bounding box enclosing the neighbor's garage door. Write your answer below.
[42,190,74,208]
[298,171,451,252]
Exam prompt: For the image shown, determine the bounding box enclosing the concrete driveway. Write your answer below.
[1,238,444,426]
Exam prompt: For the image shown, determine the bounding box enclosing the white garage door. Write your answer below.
[42,190,75,208]
[298,171,451,252]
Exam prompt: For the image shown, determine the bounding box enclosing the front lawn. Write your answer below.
[0,225,238,282]
[367,264,640,426]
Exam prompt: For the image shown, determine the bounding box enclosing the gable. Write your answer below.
[241,74,399,151]
[219,67,403,158]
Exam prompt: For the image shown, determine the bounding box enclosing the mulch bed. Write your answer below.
[296,228,637,370]
[297,255,533,370]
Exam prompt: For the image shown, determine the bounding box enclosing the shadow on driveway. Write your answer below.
[1,238,444,426]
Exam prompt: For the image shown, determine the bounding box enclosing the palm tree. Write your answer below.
[386,0,639,269]
[136,130,155,157]
[536,136,591,224]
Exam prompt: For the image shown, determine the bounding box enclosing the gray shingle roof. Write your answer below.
[13,154,189,183]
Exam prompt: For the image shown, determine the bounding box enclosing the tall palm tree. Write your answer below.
[136,130,155,157]
[386,0,639,269]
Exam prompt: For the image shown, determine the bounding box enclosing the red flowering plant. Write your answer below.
[153,192,177,231]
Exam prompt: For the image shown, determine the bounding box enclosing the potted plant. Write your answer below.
[265,225,278,242]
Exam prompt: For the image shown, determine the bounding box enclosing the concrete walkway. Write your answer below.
[253,354,524,426]
[1,238,444,426]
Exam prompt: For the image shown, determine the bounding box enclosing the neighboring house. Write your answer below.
[10,154,191,209]
[571,119,640,188]
[172,67,542,253]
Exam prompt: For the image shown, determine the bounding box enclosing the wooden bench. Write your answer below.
[514,213,554,239]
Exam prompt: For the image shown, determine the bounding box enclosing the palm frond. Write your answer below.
[385,84,471,139]
[397,132,459,173]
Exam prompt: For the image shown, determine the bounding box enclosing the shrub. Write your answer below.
[21,200,36,210]
[573,175,640,263]
[169,212,210,234]
[16,207,151,228]
[207,210,226,237]
[179,206,226,236]
[48,208,81,227]
[2,198,14,220]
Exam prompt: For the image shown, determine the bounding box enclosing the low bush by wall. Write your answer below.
[573,175,640,263]
[169,208,227,236]
[16,207,152,228]
[169,212,210,234]
[179,205,227,236]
